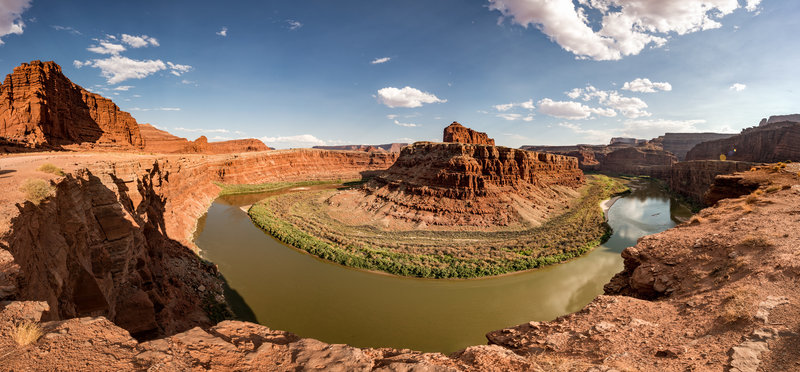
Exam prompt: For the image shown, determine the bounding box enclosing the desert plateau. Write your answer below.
[1,1,799,371]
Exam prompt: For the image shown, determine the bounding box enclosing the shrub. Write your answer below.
[720,290,755,323]
[739,234,773,249]
[20,179,54,205]
[37,163,64,176]
[11,320,43,346]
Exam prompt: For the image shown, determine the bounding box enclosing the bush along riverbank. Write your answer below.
[247,175,629,278]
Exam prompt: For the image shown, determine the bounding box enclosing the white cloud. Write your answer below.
[260,134,325,148]
[0,0,31,45]
[497,113,522,121]
[52,25,81,35]
[538,98,615,120]
[113,85,133,91]
[371,57,391,64]
[519,99,535,110]
[622,78,672,93]
[376,86,446,108]
[494,103,514,112]
[85,56,167,84]
[489,0,754,61]
[394,120,419,127]
[287,20,303,30]
[386,114,399,120]
[216,27,228,37]
[167,61,192,76]
[567,85,649,118]
[87,41,126,55]
[745,0,762,12]
[128,107,181,112]
[121,34,159,48]
[73,60,91,68]
[620,118,705,138]
[729,83,747,92]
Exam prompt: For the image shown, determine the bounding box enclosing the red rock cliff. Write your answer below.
[0,61,143,149]
[443,122,495,145]
[669,160,757,205]
[686,121,800,162]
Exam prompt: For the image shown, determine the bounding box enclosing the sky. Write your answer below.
[0,0,798,148]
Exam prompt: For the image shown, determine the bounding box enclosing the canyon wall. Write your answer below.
[443,122,495,146]
[521,143,677,177]
[139,124,271,154]
[313,143,408,153]
[668,160,757,205]
[0,61,142,149]
[0,149,396,340]
[656,132,736,160]
[686,121,800,162]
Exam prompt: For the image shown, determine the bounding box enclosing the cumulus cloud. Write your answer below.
[78,56,166,84]
[394,120,419,127]
[493,99,535,112]
[566,85,650,118]
[260,134,325,148]
[113,85,133,91]
[622,78,672,93]
[729,83,747,92]
[489,0,756,60]
[287,19,303,30]
[0,0,31,45]
[167,62,192,76]
[216,27,228,37]
[376,86,446,108]
[121,34,159,48]
[538,98,615,120]
[620,118,705,138]
[371,57,391,64]
[87,41,126,55]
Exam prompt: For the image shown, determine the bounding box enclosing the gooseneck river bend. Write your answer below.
[195,180,692,353]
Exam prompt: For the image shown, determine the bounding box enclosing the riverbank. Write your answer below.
[246,175,628,278]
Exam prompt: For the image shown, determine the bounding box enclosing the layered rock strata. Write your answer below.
[0,149,396,340]
[0,61,143,149]
[443,122,495,146]
[656,132,737,161]
[313,143,408,153]
[328,141,584,228]
[686,120,800,162]
[521,142,678,177]
[669,160,757,205]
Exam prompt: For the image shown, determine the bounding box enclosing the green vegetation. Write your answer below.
[216,179,365,196]
[248,175,628,278]
[37,163,65,176]
[20,179,55,205]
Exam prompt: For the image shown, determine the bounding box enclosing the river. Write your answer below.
[195,179,692,353]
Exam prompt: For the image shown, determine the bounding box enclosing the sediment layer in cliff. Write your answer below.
[686,119,800,162]
[0,148,396,341]
[522,142,677,178]
[313,143,408,153]
[0,61,143,149]
[443,121,495,146]
[326,140,584,228]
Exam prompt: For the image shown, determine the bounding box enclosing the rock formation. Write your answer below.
[522,142,677,178]
[686,120,800,162]
[0,61,143,149]
[327,138,584,228]
[758,114,800,126]
[313,143,408,153]
[655,132,737,161]
[139,124,270,154]
[669,160,757,205]
[0,149,396,340]
[443,121,495,146]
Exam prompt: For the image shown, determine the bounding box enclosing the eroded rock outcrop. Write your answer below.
[669,160,757,205]
[522,141,678,177]
[443,122,494,146]
[313,143,408,153]
[139,124,271,154]
[686,120,800,162]
[327,140,584,228]
[656,132,737,161]
[0,149,396,341]
[0,61,143,149]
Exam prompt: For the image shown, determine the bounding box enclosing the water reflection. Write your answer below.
[195,179,691,353]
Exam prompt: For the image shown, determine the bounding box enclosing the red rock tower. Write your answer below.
[443,121,495,146]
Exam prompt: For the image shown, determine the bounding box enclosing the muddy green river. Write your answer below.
[195,180,692,353]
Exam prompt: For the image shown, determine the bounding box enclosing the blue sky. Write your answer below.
[0,0,798,148]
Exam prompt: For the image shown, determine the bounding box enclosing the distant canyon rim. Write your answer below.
[1,61,800,370]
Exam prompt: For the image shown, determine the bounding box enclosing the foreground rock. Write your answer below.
[0,149,396,340]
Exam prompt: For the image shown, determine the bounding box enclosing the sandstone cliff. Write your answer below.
[669,160,757,205]
[686,120,800,162]
[656,132,736,161]
[443,122,494,145]
[313,143,408,153]
[0,149,396,341]
[0,61,143,149]
[327,141,584,228]
[139,125,271,154]
[522,143,677,178]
